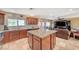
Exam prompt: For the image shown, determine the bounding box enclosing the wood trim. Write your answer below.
[53,33,56,48]
[32,34,34,50]
[40,38,42,50]
[50,34,52,50]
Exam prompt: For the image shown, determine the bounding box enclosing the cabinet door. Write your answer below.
[52,34,56,48]
[20,30,27,39]
[33,36,40,50]
[27,18,32,24]
[42,36,50,50]
[10,31,20,42]
[10,31,16,41]
[2,32,10,44]
[27,33,32,49]
[33,18,38,24]
[0,13,4,25]
[26,17,38,25]
[14,31,20,40]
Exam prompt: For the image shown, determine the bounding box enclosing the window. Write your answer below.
[38,22,41,26]
[41,22,45,28]
[46,22,50,27]
[8,19,17,26]
[7,19,25,26]
[18,20,25,26]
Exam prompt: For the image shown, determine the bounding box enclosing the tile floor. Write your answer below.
[0,37,79,50]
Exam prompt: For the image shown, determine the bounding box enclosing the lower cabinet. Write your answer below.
[52,33,56,48]
[27,33,56,50]
[10,31,20,41]
[19,30,27,39]
[27,33,32,48]
[2,30,27,44]
[42,36,50,50]
[27,33,40,50]
[2,32,10,44]
[33,36,40,50]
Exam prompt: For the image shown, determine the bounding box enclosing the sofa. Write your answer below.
[56,29,70,40]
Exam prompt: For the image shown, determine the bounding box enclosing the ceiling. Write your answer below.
[0,8,79,19]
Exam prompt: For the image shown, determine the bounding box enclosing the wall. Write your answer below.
[68,17,79,29]
[38,18,54,29]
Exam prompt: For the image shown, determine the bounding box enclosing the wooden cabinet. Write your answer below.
[2,30,27,44]
[27,33,32,48]
[27,32,56,50]
[33,36,40,50]
[52,33,56,48]
[2,32,10,44]
[0,13,4,25]
[26,17,38,25]
[10,31,20,41]
[19,30,27,39]
[15,31,20,40]
[42,36,51,50]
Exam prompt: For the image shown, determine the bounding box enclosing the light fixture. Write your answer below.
[29,8,34,10]
[69,9,73,11]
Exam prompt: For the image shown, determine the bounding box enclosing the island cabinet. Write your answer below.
[10,31,20,41]
[27,33,32,48]
[27,30,56,50]
[33,36,40,50]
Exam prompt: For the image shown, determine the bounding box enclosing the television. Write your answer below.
[54,20,71,31]
[55,21,66,26]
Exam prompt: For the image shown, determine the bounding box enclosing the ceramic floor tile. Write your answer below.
[1,37,79,50]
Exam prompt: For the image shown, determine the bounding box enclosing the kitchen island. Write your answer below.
[27,29,57,50]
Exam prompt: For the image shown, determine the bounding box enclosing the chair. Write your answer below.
[56,29,70,40]
[73,31,79,39]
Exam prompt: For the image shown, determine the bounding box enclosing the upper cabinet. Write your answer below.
[26,17,38,25]
[0,13,5,25]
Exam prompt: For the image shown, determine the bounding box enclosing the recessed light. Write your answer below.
[69,9,73,11]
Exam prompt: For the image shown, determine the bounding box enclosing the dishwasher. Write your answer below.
[0,32,4,49]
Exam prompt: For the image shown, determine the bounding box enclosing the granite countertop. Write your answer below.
[0,31,4,33]
[0,25,39,32]
[28,29,57,38]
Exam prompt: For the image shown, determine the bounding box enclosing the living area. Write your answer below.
[0,8,79,50]
[36,17,79,50]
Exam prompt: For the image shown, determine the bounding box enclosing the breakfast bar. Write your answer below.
[27,29,56,50]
